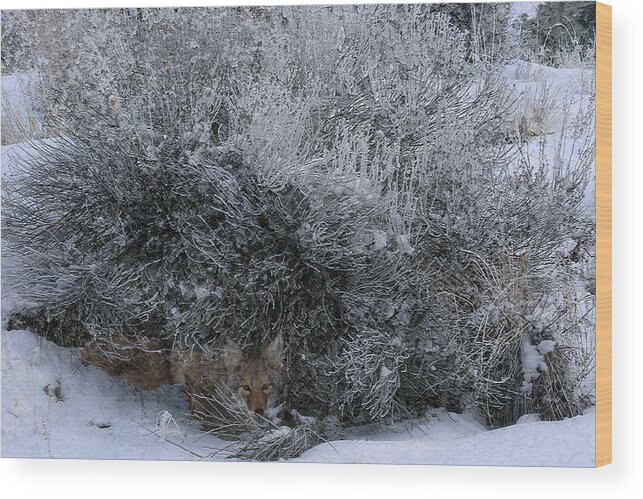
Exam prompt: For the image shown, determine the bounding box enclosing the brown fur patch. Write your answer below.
[81,335,172,389]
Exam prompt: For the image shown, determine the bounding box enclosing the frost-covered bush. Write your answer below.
[405,107,596,426]
[330,329,409,421]
[429,2,512,63]
[2,4,596,447]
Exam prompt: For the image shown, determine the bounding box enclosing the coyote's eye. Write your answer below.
[242,385,251,392]
[262,383,271,391]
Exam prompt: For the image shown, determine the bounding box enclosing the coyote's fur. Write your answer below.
[81,335,284,418]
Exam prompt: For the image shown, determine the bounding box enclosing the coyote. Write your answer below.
[171,335,284,417]
[81,334,284,418]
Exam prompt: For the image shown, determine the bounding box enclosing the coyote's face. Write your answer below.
[223,335,284,416]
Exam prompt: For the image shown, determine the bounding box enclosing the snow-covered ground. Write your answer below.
[500,60,597,213]
[300,408,595,466]
[1,328,595,465]
[1,328,225,460]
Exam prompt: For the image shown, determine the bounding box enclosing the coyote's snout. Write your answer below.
[82,334,284,418]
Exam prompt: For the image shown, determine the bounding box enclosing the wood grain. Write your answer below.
[595,1,612,468]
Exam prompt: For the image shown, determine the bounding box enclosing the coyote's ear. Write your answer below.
[223,339,244,371]
[262,333,284,366]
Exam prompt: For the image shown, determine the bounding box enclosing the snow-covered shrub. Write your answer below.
[330,329,409,422]
[429,2,512,63]
[228,420,325,462]
[405,106,596,426]
[1,11,36,73]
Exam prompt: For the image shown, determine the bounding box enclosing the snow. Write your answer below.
[559,237,579,257]
[537,339,557,355]
[521,337,548,393]
[1,73,37,119]
[1,329,225,460]
[500,61,596,213]
[299,408,595,467]
[372,229,388,251]
[1,328,595,465]
[510,2,540,21]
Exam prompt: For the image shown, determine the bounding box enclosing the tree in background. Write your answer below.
[517,1,596,66]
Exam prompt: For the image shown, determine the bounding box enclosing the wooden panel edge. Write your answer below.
[595,1,612,468]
